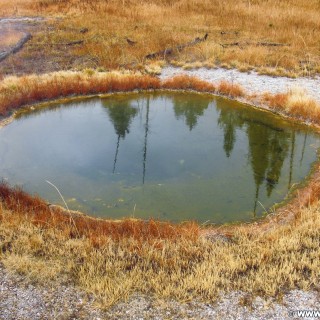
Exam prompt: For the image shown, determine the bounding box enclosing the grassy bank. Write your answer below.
[1,0,320,76]
[1,71,320,125]
[0,183,319,308]
[0,72,319,308]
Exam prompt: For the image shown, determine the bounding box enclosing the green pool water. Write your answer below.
[1,92,319,223]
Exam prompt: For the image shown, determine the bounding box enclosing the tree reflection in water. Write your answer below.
[216,100,296,215]
[102,98,138,173]
[173,94,209,131]
[102,93,307,218]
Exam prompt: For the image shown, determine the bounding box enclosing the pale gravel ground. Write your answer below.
[1,263,319,319]
[159,67,320,103]
[0,265,104,320]
[105,291,320,320]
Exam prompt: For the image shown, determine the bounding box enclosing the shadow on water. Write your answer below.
[1,92,319,223]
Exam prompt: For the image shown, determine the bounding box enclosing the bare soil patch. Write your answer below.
[0,17,93,75]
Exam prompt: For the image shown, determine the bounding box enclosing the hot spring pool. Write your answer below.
[0,92,319,223]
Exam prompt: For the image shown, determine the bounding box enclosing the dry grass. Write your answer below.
[0,72,320,308]
[0,0,319,310]
[0,70,320,308]
[0,31,25,50]
[262,87,320,123]
[0,73,246,118]
[1,0,320,76]
[162,74,216,92]
[0,183,198,247]
[0,71,160,115]
[0,182,319,308]
[162,75,244,98]
[2,72,319,125]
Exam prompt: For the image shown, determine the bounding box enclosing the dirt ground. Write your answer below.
[0,17,96,75]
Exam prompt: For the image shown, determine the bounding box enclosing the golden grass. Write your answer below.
[0,0,319,309]
[0,72,320,308]
[1,0,320,76]
[262,87,320,123]
[0,182,319,308]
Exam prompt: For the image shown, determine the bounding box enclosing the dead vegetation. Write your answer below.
[0,71,160,115]
[1,72,319,127]
[0,182,319,308]
[0,0,320,76]
[0,72,319,308]
[262,87,320,123]
[0,72,245,118]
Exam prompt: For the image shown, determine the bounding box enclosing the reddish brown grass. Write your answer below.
[263,88,320,123]
[0,72,161,116]
[162,75,244,98]
[263,92,288,110]
[1,72,319,127]
[217,80,244,98]
[162,75,216,92]
[0,183,199,248]
[0,73,246,119]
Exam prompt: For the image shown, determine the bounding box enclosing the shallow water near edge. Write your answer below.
[1,92,319,224]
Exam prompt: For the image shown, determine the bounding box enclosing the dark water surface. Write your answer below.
[1,92,319,223]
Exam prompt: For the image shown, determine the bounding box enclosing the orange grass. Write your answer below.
[1,72,319,126]
[0,71,160,116]
[262,88,320,123]
[0,73,244,118]
[0,182,199,248]
[162,74,216,92]
[263,92,288,110]
[217,80,244,98]
[162,75,244,98]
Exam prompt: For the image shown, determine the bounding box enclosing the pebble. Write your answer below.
[0,264,104,320]
[160,67,320,103]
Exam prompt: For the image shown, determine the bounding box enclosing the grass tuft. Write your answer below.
[217,80,244,98]
[162,74,216,92]
[263,87,320,123]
